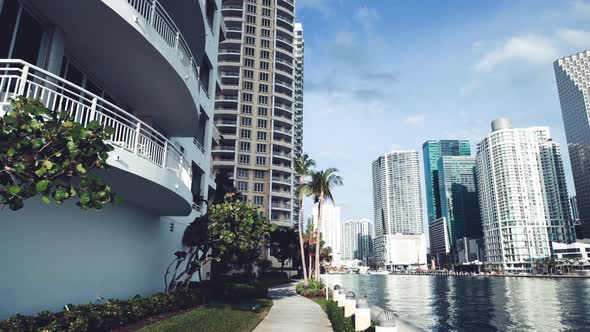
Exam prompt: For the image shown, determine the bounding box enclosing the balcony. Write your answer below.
[212,145,236,153]
[274,103,293,114]
[274,127,293,137]
[0,60,192,215]
[272,188,293,198]
[271,202,292,211]
[272,176,292,185]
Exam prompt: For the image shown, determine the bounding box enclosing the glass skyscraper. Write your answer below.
[438,156,483,246]
[422,140,471,223]
[554,52,590,226]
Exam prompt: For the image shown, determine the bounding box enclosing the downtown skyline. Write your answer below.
[298,0,590,225]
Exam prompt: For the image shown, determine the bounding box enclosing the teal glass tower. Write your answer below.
[422,140,471,223]
[438,156,482,244]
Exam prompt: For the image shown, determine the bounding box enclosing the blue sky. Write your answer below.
[297,0,590,223]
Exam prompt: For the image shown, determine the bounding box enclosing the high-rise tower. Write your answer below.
[214,0,298,227]
[372,151,427,269]
[476,119,575,272]
[292,22,304,225]
[422,140,471,223]
[554,52,590,227]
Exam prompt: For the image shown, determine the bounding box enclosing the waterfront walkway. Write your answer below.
[253,283,332,332]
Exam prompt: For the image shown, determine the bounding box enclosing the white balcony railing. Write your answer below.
[127,0,199,81]
[0,59,192,189]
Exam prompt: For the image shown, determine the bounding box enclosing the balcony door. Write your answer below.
[0,0,45,66]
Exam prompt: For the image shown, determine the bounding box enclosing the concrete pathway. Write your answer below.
[253,283,332,332]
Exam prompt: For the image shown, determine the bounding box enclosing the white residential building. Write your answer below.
[0,0,222,319]
[213,0,300,228]
[372,151,427,269]
[342,219,373,265]
[476,119,576,272]
[292,22,304,225]
[313,203,342,265]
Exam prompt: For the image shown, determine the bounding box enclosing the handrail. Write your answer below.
[126,0,199,82]
[0,59,192,188]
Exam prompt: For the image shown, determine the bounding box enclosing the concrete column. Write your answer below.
[44,26,66,75]
[355,308,371,331]
[344,298,356,317]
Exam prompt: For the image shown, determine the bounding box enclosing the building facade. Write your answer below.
[213,0,299,228]
[372,151,426,269]
[342,219,373,265]
[428,217,450,267]
[292,22,304,225]
[476,119,576,272]
[554,52,590,226]
[571,196,580,222]
[0,0,221,318]
[313,203,342,265]
[422,140,471,223]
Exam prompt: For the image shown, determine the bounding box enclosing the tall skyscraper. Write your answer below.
[342,219,374,265]
[214,0,299,227]
[438,156,482,248]
[372,151,427,270]
[292,22,304,225]
[554,52,590,226]
[476,119,575,272]
[313,203,342,265]
[422,140,471,223]
[571,196,580,222]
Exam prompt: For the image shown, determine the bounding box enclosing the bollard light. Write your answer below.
[332,284,341,301]
[376,310,397,332]
[337,287,347,307]
[344,291,356,317]
[355,296,371,332]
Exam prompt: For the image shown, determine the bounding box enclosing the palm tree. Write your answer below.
[308,168,343,280]
[294,153,316,286]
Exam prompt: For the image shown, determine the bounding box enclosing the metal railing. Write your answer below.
[275,57,293,67]
[276,14,294,24]
[0,59,192,188]
[274,127,293,135]
[212,145,235,151]
[193,137,205,153]
[272,176,292,183]
[126,0,199,81]
[274,103,293,111]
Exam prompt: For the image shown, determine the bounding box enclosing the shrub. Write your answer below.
[227,283,268,299]
[0,290,203,332]
[295,280,326,298]
[325,300,356,332]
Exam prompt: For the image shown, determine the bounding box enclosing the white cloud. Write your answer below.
[571,0,590,17]
[334,30,356,47]
[355,6,380,30]
[474,35,558,72]
[402,113,426,127]
[557,29,590,48]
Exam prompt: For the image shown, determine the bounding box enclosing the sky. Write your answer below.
[296,0,590,224]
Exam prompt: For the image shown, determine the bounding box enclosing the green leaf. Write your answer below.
[43,160,53,170]
[63,121,74,129]
[34,168,47,177]
[76,164,87,174]
[80,192,91,205]
[6,185,21,195]
[36,180,49,193]
[7,148,15,157]
[41,196,51,204]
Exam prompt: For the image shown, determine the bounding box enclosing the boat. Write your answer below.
[368,270,390,275]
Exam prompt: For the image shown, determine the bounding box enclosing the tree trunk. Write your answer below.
[298,181,309,286]
[309,250,313,280]
[314,194,324,280]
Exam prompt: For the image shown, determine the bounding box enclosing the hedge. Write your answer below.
[0,290,202,332]
[325,300,356,332]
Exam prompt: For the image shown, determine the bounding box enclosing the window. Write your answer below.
[262,19,271,27]
[205,0,216,30]
[241,117,252,126]
[257,132,267,140]
[245,36,256,45]
[256,143,267,153]
[254,182,265,192]
[257,119,268,128]
[262,8,271,16]
[242,105,253,114]
[244,47,255,56]
[255,170,265,179]
[260,73,269,81]
[242,93,253,102]
[240,129,251,138]
[262,0,272,6]
[243,69,254,79]
[246,15,256,24]
[260,50,270,59]
[259,84,269,93]
[244,58,255,67]
[237,168,249,178]
[261,39,270,48]
[239,155,250,164]
[246,25,256,35]
[258,96,268,104]
[261,29,271,38]
[238,181,249,191]
[243,81,253,90]
[258,107,268,116]
[260,61,269,70]
[240,142,251,151]
[253,196,264,206]
[247,4,256,13]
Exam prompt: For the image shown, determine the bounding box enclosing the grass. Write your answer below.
[137,299,272,332]
[310,296,329,312]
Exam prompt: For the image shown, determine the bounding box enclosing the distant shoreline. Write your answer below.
[386,272,590,279]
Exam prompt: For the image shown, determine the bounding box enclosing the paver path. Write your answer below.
[253,283,332,332]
